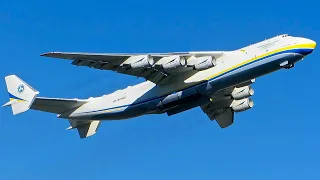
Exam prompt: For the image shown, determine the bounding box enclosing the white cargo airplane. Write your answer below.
[2,34,316,138]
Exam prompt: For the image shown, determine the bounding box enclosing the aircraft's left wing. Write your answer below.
[41,51,225,84]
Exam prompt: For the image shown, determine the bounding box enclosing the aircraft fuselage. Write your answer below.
[60,34,316,120]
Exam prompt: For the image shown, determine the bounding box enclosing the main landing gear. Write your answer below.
[280,61,294,69]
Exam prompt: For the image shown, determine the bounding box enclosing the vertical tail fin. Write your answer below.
[2,75,39,115]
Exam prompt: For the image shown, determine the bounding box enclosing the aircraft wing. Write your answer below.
[41,51,224,84]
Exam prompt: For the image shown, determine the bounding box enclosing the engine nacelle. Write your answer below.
[236,79,256,88]
[230,98,254,112]
[122,55,154,69]
[231,86,254,100]
[161,56,187,71]
[193,56,216,71]
[157,91,182,106]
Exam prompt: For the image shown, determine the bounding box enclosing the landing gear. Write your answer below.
[283,63,294,69]
[280,61,294,69]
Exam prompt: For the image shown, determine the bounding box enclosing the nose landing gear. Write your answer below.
[280,61,294,69]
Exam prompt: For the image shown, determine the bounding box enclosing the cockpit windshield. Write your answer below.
[280,34,289,37]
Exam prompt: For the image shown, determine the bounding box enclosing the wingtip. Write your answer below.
[40,52,52,56]
[40,52,61,57]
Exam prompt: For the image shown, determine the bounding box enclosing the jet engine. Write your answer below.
[231,86,254,100]
[160,56,187,71]
[122,55,154,69]
[193,56,216,71]
[230,98,254,112]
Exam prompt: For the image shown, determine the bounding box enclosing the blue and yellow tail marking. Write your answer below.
[8,92,26,102]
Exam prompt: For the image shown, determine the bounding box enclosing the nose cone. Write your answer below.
[306,38,316,49]
[299,38,316,55]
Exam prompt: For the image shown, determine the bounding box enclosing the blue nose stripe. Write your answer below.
[292,48,314,55]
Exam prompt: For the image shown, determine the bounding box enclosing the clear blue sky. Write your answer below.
[0,0,319,179]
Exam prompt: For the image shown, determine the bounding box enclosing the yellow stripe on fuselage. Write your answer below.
[205,43,316,81]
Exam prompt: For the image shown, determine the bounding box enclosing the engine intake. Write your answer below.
[161,56,187,71]
[193,56,216,70]
[230,98,254,112]
[231,86,254,100]
[122,55,154,69]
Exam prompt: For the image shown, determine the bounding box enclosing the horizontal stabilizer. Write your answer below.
[216,108,234,128]
[68,120,102,138]
[201,100,235,128]
[31,97,87,114]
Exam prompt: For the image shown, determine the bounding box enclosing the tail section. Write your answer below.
[3,75,39,115]
[2,75,99,138]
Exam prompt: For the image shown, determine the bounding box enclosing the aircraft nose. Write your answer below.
[306,38,316,49]
[299,38,316,56]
